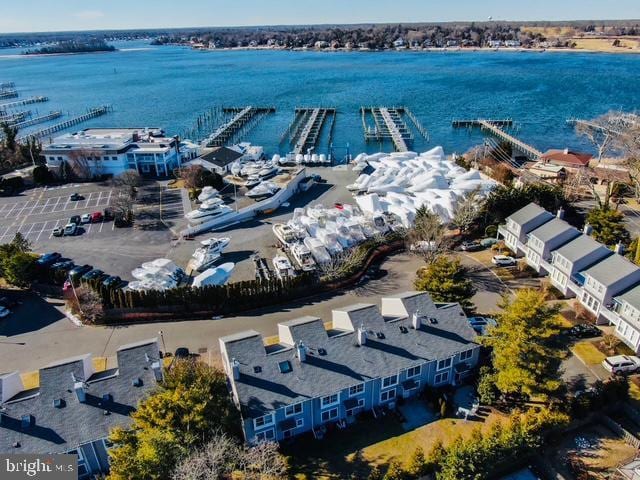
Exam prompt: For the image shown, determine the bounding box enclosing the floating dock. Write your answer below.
[0,110,30,124]
[452,119,542,160]
[361,106,416,152]
[283,107,336,155]
[12,111,62,130]
[201,106,275,147]
[18,106,111,143]
[0,82,15,89]
[0,89,18,100]
[0,96,48,112]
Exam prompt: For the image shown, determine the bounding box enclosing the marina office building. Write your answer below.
[42,128,200,178]
[498,203,640,353]
[220,291,480,444]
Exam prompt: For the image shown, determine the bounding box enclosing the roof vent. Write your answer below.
[74,381,87,403]
[21,414,34,430]
[429,317,438,324]
[296,342,307,362]
[399,326,409,334]
[357,325,367,346]
[103,410,110,416]
[132,378,143,387]
[376,332,385,339]
[13,441,20,448]
[53,399,65,409]
[231,358,241,380]
[151,361,163,382]
[278,360,292,374]
[253,366,262,374]
[318,348,327,356]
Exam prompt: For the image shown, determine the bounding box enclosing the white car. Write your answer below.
[0,307,10,318]
[602,355,640,375]
[492,255,516,267]
[80,213,92,224]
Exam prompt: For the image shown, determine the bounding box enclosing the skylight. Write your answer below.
[278,360,292,374]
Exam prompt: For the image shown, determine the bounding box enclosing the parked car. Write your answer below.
[602,355,640,375]
[82,269,105,281]
[68,264,92,280]
[0,296,18,308]
[480,238,499,248]
[467,316,498,334]
[103,208,115,221]
[36,252,61,266]
[69,215,81,225]
[80,213,92,224]
[69,193,83,201]
[492,255,516,267]
[90,212,103,223]
[51,260,75,272]
[568,323,602,338]
[63,223,77,236]
[174,347,190,359]
[460,241,483,252]
[52,227,64,237]
[102,275,123,288]
[0,307,10,318]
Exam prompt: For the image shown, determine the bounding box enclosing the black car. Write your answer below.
[68,264,92,280]
[174,347,190,359]
[102,275,123,288]
[569,323,602,338]
[82,269,106,281]
[69,215,81,225]
[36,252,62,266]
[51,260,75,272]
[460,241,483,252]
[69,193,83,201]
[103,208,115,221]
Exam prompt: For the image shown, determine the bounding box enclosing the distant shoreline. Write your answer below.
[20,49,118,57]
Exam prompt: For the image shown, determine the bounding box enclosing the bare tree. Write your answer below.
[619,116,640,198]
[407,207,450,265]
[574,111,627,163]
[451,188,483,234]
[66,286,103,324]
[113,169,142,188]
[239,441,288,479]
[66,148,102,180]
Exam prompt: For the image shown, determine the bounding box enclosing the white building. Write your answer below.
[43,128,200,178]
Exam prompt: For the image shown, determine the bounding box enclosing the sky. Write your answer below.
[1,0,640,33]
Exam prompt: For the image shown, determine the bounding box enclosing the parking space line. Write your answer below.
[49,220,60,239]
[4,202,18,219]
[98,219,105,233]
[22,222,36,238]
[34,222,48,243]
[15,200,33,220]
[86,222,92,234]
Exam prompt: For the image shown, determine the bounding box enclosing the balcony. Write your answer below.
[600,305,620,325]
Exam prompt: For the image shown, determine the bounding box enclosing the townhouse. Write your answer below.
[219,291,480,444]
[0,339,162,478]
[499,202,640,353]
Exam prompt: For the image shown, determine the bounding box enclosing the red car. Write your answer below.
[90,212,103,223]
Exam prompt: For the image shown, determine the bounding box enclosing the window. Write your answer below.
[321,394,339,408]
[321,408,339,422]
[296,418,304,428]
[349,383,364,396]
[459,349,473,361]
[68,449,89,479]
[285,402,303,417]
[49,156,55,161]
[347,399,365,416]
[380,389,396,402]
[382,374,398,388]
[437,358,452,371]
[112,156,117,161]
[435,371,450,384]
[254,413,274,429]
[255,429,275,442]
[582,292,601,313]
[278,360,292,374]
[406,366,421,378]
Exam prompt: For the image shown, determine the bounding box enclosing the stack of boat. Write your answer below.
[272,203,393,271]
[188,237,230,272]
[128,258,184,291]
[229,157,283,200]
[278,153,329,166]
[192,262,235,287]
[186,191,233,225]
[347,147,496,224]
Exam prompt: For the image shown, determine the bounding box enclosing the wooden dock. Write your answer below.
[202,106,275,147]
[18,106,110,143]
[0,89,18,100]
[0,96,48,112]
[12,111,62,129]
[285,107,336,155]
[0,110,30,124]
[452,119,542,160]
[361,106,414,152]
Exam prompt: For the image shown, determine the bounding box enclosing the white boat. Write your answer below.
[198,186,219,202]
[230,161,243,176]
[245,175,261,188]
[192,263,235,287]
[246,181,280,200]
[317,231,343,255]
[304,237,331,264]
[191,239,229,272]
[295,153,304,164]
[201,197,224,209]
[199,236,230,250]
[291,243,316,272]
[186,204,233,225]
[273,224,303,245]
[272,255,295,280]
[258,166,279,179]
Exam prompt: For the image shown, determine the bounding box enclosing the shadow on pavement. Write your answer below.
[0,292,66,337]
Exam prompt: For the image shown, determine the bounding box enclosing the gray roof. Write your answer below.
[0,339,160,454]
[507,203,554,228]
[221,293,477,417]
[616,284,640,310]
[528,218,579,244]
[583,254,640,287]
[553,234,612,264]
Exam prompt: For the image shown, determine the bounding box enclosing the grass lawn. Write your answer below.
[571,341,606,365]
[285,411,505,479]
[629,379,640,410]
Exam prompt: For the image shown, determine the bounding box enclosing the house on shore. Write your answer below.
[219,291,480,444]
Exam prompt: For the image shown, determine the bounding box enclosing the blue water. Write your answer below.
[2,40,640,157]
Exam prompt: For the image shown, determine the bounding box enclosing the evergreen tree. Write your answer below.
[414,256,476,309]
[586,206,630,246]
[407,447,428,478]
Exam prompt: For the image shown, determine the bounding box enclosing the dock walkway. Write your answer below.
[289,107,335,155]
[18,106,110,143]
[362,106,414,152]
[452,119,541,160]
[202,106,275,147]
[0,96,48,112]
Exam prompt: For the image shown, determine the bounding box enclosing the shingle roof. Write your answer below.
[200,147,243,168]
[220,293,477,417]
[553,234,612,264]
[507,203,554,228]
[541,150,592,167]
[528,218,580,244]
[583,254,640,287]
[0,339,160,454]
[616,284,640,311]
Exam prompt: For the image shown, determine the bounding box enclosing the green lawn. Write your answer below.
[285,411,505,479]
[571,341,606,365]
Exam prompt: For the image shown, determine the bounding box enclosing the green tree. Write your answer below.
[32,165,53,185]
[2,251,37,287]
[586,206,630,246]
[481,290,563,398]
[108,360,240,480]
[383,460,406,480]
[407,447,428,478]
[477,366,500,405]
[414,256,476,309]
